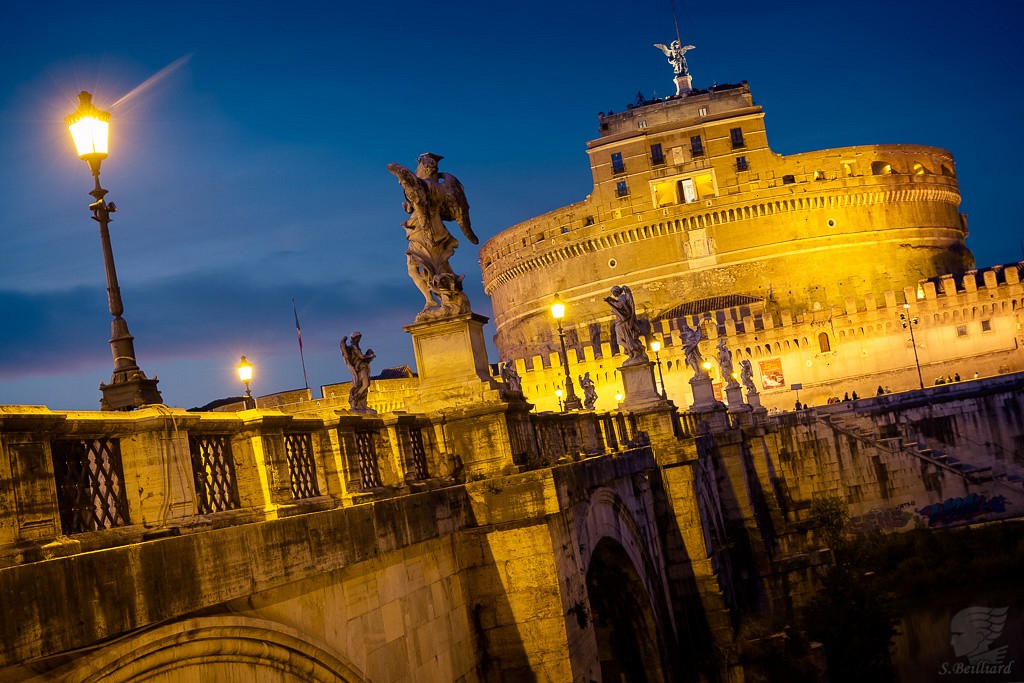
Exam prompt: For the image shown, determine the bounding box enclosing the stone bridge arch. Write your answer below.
[37,615,365,682]
[577,484,678,681]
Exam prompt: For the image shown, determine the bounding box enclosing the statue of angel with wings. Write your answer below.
[654,40,696,76]
[387,153,479,322]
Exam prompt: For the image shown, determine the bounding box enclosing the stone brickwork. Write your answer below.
[495,261,1023,413]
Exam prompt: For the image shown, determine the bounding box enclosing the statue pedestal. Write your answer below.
[404,312,535,477]
[745,390,763,411]
[403,312,500,410]
[619,361,671,411]
[724,383,751,413]
[690,375,726,413]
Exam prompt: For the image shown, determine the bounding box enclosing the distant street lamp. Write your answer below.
[65,91,161,410]
[237,356,255,408]
[900,304,925,390]
[650,338,667,399]
[550,294,583,411]
[555,388,564,413]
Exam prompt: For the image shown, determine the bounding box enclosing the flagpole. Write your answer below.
[292,298,310,390]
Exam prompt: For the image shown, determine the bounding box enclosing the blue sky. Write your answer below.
[1,0,1022,410]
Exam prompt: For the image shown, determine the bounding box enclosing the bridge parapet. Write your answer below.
[0,402,674,570]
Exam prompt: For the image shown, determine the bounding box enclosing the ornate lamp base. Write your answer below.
[100,374,162,411]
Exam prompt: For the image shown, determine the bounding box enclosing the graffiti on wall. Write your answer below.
[850,504,914,533]
[916,494,1010,528]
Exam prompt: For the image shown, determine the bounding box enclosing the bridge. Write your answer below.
[2,371,1023,681]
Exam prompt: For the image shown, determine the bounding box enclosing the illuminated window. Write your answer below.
[690,135,704,157]
[611,153,625,174]
[616,180,629,197]
[730,128,745,148]
[871,161,893,175]
[913,162,929,175]
[698,106,708,116]
[736,156,748,172]
[651,143,665,165]
[818,332,831,353]
[637,120,648,129]
[813,170,826,180]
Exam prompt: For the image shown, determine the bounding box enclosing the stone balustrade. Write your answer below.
[0,403,667,569]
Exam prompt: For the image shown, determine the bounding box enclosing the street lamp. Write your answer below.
[550,294,583,411]
[555,388,564,413]
[65,91,161,410]
[900,304,925,390]
[650,338,667,400]
[237,356,255,408]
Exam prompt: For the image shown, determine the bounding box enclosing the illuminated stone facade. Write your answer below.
[477,82,1022,412]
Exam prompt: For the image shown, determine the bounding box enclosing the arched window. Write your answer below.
[818,332,831,353]
[871,161,893,175]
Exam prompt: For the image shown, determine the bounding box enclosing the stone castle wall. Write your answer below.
[493,262,1022,414]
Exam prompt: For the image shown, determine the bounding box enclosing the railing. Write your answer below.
[51,438,131,534]
[0,403,673,564]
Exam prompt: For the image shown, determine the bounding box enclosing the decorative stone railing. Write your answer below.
[0,403,672,568]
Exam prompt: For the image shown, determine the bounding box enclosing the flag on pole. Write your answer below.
[292,298,309,389]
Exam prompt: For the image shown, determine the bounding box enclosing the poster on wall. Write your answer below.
[758,358,785,390]
[712,382,723,401]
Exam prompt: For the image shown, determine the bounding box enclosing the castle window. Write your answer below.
[611,153,625,174]
[782,174,795,185]
[616,180,629,197]
[651,143,665,165]
[956,325,968,337]
[561,225,569,233]
[690,136,704,157]
[814,170,826,180]
[871,161,893,175]
[585,215,595,226]
[818,332,831,353]
[736,156,748,172]
[981,319,993,332]
[637,120,648,129]
[730,128,745,148]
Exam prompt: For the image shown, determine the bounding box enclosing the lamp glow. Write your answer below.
[237,356,254,383]
[65,92,110,162]
[650,339,661,353]
[550,294,565,320]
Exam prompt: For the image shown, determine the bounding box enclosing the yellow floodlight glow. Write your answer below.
[650,339,661,353]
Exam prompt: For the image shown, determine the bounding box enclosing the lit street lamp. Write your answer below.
[900,304,925,390]
[550,294,583,411]
[555,388,563,413]
[237,356,255,408]
[66,91,161,410]
[650,338,667,400]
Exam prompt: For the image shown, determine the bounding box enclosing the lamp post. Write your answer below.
[650,338,667,399]
[237,356,255,408]
[66,91,161,410]
[550,294,583,411]
[555,388,563,413]
[900,304,925,390]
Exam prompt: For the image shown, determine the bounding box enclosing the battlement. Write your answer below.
[595,82,754,139]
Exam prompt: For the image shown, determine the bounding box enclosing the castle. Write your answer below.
[478,74,1021,413]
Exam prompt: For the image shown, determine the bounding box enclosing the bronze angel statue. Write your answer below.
[387,153,479,322]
